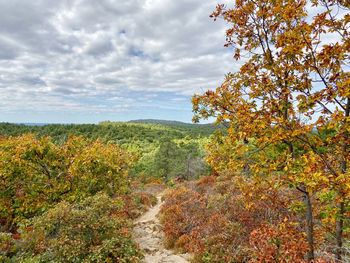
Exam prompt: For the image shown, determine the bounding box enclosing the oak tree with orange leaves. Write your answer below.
[192,0,349,261]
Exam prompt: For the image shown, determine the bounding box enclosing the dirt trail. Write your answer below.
[133,194,190,263]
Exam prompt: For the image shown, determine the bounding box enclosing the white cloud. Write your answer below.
[0,0,234,122]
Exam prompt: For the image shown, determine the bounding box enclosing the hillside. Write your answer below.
[0,121,215,181]
[129,119,194,126]
[128,119,223,132]
[0,121,217,144]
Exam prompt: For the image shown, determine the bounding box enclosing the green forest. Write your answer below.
[0,121,216,181]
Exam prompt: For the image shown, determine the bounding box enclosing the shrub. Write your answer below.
[160,177,312,262]
[13,193,142,263]
[0,134,136,229]
[248,222,309,263]
[0,233,19,262]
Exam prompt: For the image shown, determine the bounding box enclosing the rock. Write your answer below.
[160,255,189,263]
[144,247,158,253]
[153,224,162,232]
[132,193,191,263]
[130,209,142,218]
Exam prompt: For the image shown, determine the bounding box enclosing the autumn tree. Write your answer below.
[192,0,349,261]
[0,134,136,230]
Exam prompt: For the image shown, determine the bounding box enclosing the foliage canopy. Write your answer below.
[192,0,349,261]
[0,134,136,229]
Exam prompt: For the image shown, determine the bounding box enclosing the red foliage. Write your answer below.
[160,177,336,262]
[196,175,216,186]
[160,178,271,261]
[12,233,21,240]
[248,222,309,263]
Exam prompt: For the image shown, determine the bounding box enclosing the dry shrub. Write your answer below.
[160,179,255,262]
[248,222,308,263]
[121,191,157,219]
[160,176,333,262]
[196,175,216,186]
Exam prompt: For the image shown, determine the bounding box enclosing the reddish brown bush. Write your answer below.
[160,177,335,262]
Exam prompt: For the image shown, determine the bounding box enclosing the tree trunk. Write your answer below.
[283,100,315,260]
[335,97,349,261]
[186,156,190,180]
[335,197,345,261]
[304,189,315,261]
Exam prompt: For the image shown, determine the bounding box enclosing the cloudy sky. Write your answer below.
[0,0,236,124]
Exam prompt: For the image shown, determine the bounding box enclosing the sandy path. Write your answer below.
[133,194,190,263]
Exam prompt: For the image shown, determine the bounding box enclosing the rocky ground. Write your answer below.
[133,194,190,263]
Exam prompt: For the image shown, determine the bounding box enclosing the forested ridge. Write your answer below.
[1,0,350,262]
[0,121,216,144]
[0,121,215,181]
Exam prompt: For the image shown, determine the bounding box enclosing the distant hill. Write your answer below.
[128,119,193,126]
[128,119,218,127]
[0,120,221,145]
[14,123,55,126]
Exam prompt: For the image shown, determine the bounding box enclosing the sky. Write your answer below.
[0,0,237,124]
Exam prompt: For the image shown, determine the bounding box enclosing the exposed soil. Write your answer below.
[133,194,190,263]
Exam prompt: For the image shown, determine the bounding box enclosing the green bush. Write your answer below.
[0,134,136,228]
[14,193,142,263]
